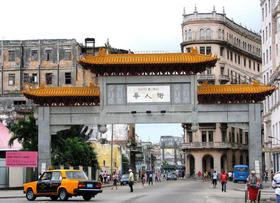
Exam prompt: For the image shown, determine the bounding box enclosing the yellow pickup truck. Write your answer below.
[23,169,102,201]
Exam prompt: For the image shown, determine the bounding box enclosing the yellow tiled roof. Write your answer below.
[198,81,277,95]
[78,48,219,65]
[22,83,99,97]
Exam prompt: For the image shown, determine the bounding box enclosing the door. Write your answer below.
[49,171,62,193]
[37,172,51,193]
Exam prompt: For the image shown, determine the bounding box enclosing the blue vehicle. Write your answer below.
[233,165,249,183]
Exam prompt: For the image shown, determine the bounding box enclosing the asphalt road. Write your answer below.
[0,180,265,203]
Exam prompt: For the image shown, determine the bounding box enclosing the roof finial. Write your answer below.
[183,7,186,15]
[213,5,216,12]
[223,6,225,14]
[194,4,197,13]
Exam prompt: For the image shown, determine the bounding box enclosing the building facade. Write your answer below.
[261,0,280,172]
[181,8,262,176]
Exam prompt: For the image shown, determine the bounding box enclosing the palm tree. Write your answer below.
[8,115,38,151]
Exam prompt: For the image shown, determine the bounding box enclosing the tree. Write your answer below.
[9,116,98,167]
[8,115,38,151]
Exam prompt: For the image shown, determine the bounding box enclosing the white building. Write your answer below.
[261,0,280,172]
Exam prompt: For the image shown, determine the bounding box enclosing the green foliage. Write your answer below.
[100,138,108,144]
[162,161,168,167]
[51,126,98,167]
[8,115,38,151]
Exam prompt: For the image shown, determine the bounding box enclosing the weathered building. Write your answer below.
[181,7,262,176]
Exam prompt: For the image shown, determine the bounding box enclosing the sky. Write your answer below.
[0,0,262,143]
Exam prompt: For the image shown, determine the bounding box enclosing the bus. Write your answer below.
[233,165,249,183]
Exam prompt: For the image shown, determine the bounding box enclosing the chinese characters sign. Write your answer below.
[127,85,170,103]
[6,151,37,167]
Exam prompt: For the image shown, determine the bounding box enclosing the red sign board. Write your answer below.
[6,151,38,167]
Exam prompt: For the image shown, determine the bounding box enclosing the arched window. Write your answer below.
[218,29,221,39]
[206,28,211,40]
[200,29,205,40]
[188,29,192,41]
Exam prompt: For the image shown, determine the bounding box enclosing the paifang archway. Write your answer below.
[23,48,276,176]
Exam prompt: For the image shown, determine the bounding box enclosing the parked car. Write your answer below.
[120,174,130,185]
[166,173,177,180]
[23,169,102,201]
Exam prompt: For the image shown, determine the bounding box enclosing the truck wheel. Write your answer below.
[59,188,69,201]
[26,188,36,201]
[83,195,92,201]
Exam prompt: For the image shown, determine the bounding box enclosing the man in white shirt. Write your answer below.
[212,171,218,188]
[228,171,233,181]
[272,171,280,203]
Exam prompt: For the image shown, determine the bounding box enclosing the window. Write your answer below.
[257,64,260,72]
[65,72,71,84]
[188,132,192,143]
[103,160,105,166]
[222,130,226,142]
[265,3,267,17]
[188,29,192,41]
[31,73,37,83]
[206,46,211,55]
[244,57,246,67]
[46,50,52,61]
[31,50,38,61]
[208,131,213,142]
[206,28,211,40]
[64,50,71,60]
[51,172,62,180]
[263,53,265,65]
[200,29,205,39]
[46,73,53,85]
[269,0,271,12]
[23,73,29,82]
[200,47,205,55]
[202,131,207,142]
[8,51,15,61]
[220,67,224,75]
[220,47,224,56]
[249,60,251,69]
[270,46,272,60]
[266,27,268,41]
[230,51,233,61]
[186,47,191,53]
[266,49,268,63]
[218,29,222,39]
[227,50,229,60]
[240,156,244,164]
[234,54,237,63]
[245,132,248,144]
[262,8,264,21]
[238,55,240,64]
[8,74,15,86]
[232,155,236,166]
[253,62,255,71]
[231,127,235,143]
[239,129,243,144]
[40,172,52,181]
[269,23,271,37]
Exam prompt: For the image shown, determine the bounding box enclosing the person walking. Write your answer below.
[111,171,118,190]
[198,171,201,180]
[220,170,227,192]
[212,171,218,188]
[99,171,103,183]
[141,171,145,186]
[148,172,153,185]
[128,169,134,192]
[272,171,280,203]
[104,171,108,183]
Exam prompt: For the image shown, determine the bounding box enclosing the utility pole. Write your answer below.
[111,124,113,176]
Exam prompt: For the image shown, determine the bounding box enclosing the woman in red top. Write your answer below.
[220,171,227,192]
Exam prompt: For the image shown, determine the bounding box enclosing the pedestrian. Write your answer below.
[118,171,122,182]
[155,172,159,182]
[141,171,145,186]
[198,171,201,180]
[212,170,218,188]
[228,171,232,181]
[271,171,275,182]
[99,171,103,183]
[128,169,134,192]
[265,170,268,183]
[272,171,280,203]
[247,170,260,189]
[148,172,153,185]
[104,171,107,183]
[220,170,227,192]
[111,171,118,190]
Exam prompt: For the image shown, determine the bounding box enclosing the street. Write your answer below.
[0,179,270,203]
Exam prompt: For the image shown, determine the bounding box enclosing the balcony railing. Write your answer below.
[218,74,230,82]
[181,142,248,150]
[198,74,215,81]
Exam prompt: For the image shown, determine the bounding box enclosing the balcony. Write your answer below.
[197,74,215,83]
[181,142,248,150]
[218,74,230,84]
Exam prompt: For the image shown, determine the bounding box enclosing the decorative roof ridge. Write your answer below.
[200,80,277,89]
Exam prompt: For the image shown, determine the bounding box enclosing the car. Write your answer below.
[166,173,177,180]
[120,174,130,185]
[23,169,102,201]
